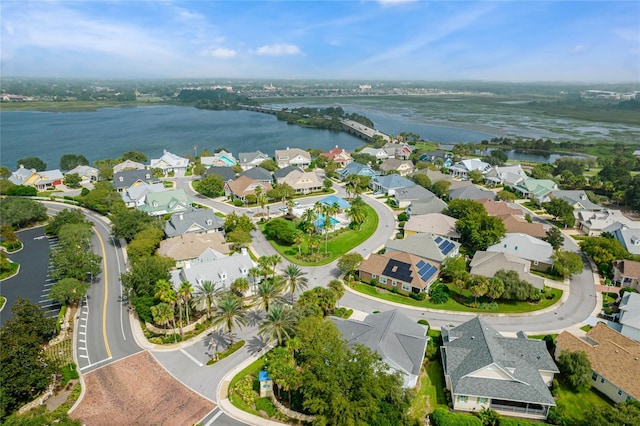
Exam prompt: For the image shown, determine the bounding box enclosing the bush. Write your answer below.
[417,319,430,327]
[430,284,450,304]
[398,212,408,222]
[409,291,426,301]
[233,200,244,207]
[60,363,79,386]
[369,278,378,287]
[263,218,297,245]
[620,286,639,296]
[431,407,482,426]
[255,397,278,417]
[234,375,258,407]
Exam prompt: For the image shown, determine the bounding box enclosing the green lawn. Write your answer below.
[555,379,613,423]
[408,360,447,422]
[261,203,378,266]
[352,282,563,314]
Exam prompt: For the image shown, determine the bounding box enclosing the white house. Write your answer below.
[150,150,189,176]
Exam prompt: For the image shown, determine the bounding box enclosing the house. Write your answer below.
[478,199,523,217]
[470,251,545,290]
[383,142,413,160]
[274,148,311,169]
[120,182,166,207]
[487,233,554,271]
[138,189,192,216]
[8,166,64,190]
[419,150,452,166]
[276,169,323,194]
[484,164,527,187]
[203,166,236,183]
[113,159,146,173]
[158,233,230,268]
[448,185,497,201]
[359,251,440,294]
[448,158,492,179]
[379,158,415,176]
[170,248,258,294]
[164,209,225,238]
[404,213,460,240]
[610,225,640,255]
[406,197,448,216]
[238,150,270,170]
[330,310,428,388]
[273,166,303,181]
[238,166,273,184]
[200,150,237,167]
[370,174,416,195]
[113,169,157,193]
[556,323,640,404]
[393,185,438,209]
[441,317,558,420]
[66,165,98,183]
[578,209,639,236]
[619,292,640,342]
[337,162,378,180]
[360,147,390,161]
[513,178,557,202]
[549,190,602,211]
[386,233,460,265]
[320,146,353,167]
[499,215,547,239]
[612,259,640,289]
[224,176,272,202]
[149,150,189,176]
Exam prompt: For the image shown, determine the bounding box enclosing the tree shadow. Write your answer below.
[204,329,229,354]
[246,335,267,355]
[246,309,263,327]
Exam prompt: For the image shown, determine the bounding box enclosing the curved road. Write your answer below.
[175,176,596,333]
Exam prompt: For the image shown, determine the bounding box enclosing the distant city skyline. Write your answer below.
[1,1,638,82]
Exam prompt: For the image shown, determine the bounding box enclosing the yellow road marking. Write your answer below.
[93,226,112,358]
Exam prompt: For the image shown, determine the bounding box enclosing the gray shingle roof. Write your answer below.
[239,166,272,182]
[448,185,497,201]
[164,209,225,237]
[386,234,459,264]
[113,169,156,190]
[204,166,236,182]
[371,174,415,191]
[273,166,303,180]
[331,309,428,388]
[407,198,448,215]
[442,317,557,405]
[394,185,437,202]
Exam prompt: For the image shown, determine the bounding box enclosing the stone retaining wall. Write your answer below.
[270,395,316,423]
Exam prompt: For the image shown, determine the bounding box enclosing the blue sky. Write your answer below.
[1,1,638,82]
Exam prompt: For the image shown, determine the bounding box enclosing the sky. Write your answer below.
[1,1,639,82]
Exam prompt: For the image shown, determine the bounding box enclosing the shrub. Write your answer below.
[61,363,79,386]
[409,291,426,301]
[234,375,257,407]
[233,200,244,207]
[620,286,639,296]
[255,397,278,417]
[430,284,450,304]
[417,319,430,327]
[431,407,482,426]
[369,278,378,287]
[398,212,408,222]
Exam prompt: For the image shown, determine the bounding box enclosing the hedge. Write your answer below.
[431,408,482,426]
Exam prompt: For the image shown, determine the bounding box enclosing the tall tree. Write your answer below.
[254,278,285,313]
[545,226,565,250]
[16,157,46,171]
[211,293,247,346]
[553,250,584,278]
[282,264,308,304]
[49,278,89,306]
[59,154,89,171]
[154,279,178,338]
[259,303,297,346]
[195,280,219,319]
[150,302,174,340]
[337,252,363,281]
[178,281,194,327]
[557,350,592,390]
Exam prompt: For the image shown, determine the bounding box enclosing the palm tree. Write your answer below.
[155,279,178,337]
[301,208,316,238]
[282,264,308,304]
[254,278,285,313]
[179,281,194,326]
[286,198,295,215]
[328,279,345,300]
[259,304,297,346]
[269,254,282,279]
[257,256,272,280]
[248,267,261,293]
[195,280,219,320]
[151,302,175,342]
[293,230,304,256]
[346,205,366,230]
[211,293,247,346]
[231,277,250,298]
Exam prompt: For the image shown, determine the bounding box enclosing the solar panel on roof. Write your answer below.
[420,265,437,282]
[383,259,413,282]
[416,260,426,269]
[438,240,448,250]
[434,236,443,243]
[442,242,455,255]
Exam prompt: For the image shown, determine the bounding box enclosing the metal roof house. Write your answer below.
[442,317,558,420]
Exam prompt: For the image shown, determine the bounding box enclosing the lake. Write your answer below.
[0,105,581,169]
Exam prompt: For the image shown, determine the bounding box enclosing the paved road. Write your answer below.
[0,227,60,326]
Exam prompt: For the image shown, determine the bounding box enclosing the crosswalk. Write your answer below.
[40,237,61,319]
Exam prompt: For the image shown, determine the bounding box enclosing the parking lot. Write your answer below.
[1,227,60,326]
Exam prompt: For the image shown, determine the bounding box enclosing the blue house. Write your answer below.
[370,174,416,195]
[337,162,378,180]
[320,195,351,209]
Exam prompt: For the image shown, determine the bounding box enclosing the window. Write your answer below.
[371,274,377,279]
[402,283,411,292]
[618,390,623,396]
[592,372,598,381]
[600,378,605,384]
[533,261,539,266]
[392,280,397,286]
[379,277,387,284]
[479,397,488,405]
[458,395,468,403]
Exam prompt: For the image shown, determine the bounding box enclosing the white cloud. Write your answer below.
[612,26,640,42]
[253,43,301,56]
[201,47,237,59]
[571,44,587,54]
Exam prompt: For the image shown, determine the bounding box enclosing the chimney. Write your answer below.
[178,213,183,221]
[184,261,191,269]
[241,247,248,256]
